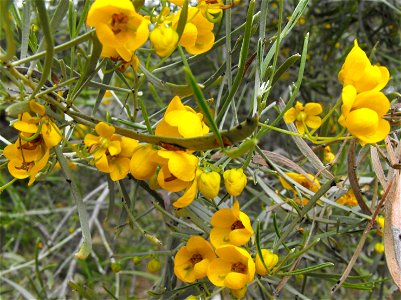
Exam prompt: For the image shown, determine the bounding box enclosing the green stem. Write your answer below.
[10,30,94,67]
[55,146,92,260]
[0,0,16,62]
[30,0,54,99]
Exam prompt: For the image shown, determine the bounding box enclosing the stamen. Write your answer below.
[231,220,245,230]
[231,262,247,273]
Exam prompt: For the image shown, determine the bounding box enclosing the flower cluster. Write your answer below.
[338,40,391,145]
[174,201,279,295]
[79,95,248,209]
[86,0,236,66]
[3,101,62,186]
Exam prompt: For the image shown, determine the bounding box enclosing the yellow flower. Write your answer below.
[210,201,254,248]
[154,149,202,208]
[86,0,149,61]
[171,169,203,208]
[374,242,384,254]
[3,140,50,186]
[84,122,139,181]
[283,101,323,134]
[155,96,209,138]
[129,144,159,180]
[198,171,221,199]
[223,168,247,196]
[84,122,123,159]
[338,40,389,93]
[255,249,279,276]
[174,7,215,55]
[174,236,216,283]
[338,85,390,145]
[279,172,321,193]
[376,215,385,237]
[147,258,161,273]
[156,150,199,192]
[13,101,62,149]
[323,145,335,163]
[336,190,358,206]
[207,245,255,290]
[150,25,179,57]
[279,172,320,206]
[197,0,224,23]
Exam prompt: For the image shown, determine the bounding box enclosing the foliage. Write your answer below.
[1,0,400,299]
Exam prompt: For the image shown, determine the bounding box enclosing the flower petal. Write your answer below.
[165,110,205,138]
[283,107,296,124]
[207,258,232,287]
[352,91,390,117]
[95,122,115,139]
[224,272,249,290]
[305,115,322,129]
[304,103,322,116]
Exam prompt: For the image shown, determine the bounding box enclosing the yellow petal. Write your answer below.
[129,144,158,180]
[210,208,237,228]
[173,176,198,208]
[207,258,232,287]
[108,140,121,156]
[353,91,390,117]
[95,154,110,173]
[109,157,130,181]
[180,23,198,48]
[95,122,115,139]
[29,100,46,116]
[341,85,357,117]
[157,165,191,192]
[305,115,322,129]
[346,108,379,136]
[120,137,139,157]
[165,110,204,138]
[283,107,296,124]
[84,134,100,147]
[42,122,62,148]
[229,229,253,246]
[357,118,390,145]
[184,30,215,55]
[193,259,210,279]
[295,120,305,134]
[210,227,231,248]
[304,103,322,116]
[224,272,249,290]
[27,149,50,186]
[160,151,198,182]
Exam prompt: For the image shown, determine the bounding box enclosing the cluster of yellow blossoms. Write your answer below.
[4,101,62,186]
[86,0,233,66]
[83,96,247,208]
[338,40,391,145]
[174,201,278,296]
[284,39,391,146]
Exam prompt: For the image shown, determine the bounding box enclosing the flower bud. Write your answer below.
[374,242,384,254]
[376,215,385,236]
[255,249,279,276]
[150,26,179,57]
[147,258,161,273]
[198,171,221,199]
[223,168,247,196]
[230,286,247,299]
[111,261,122,273]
